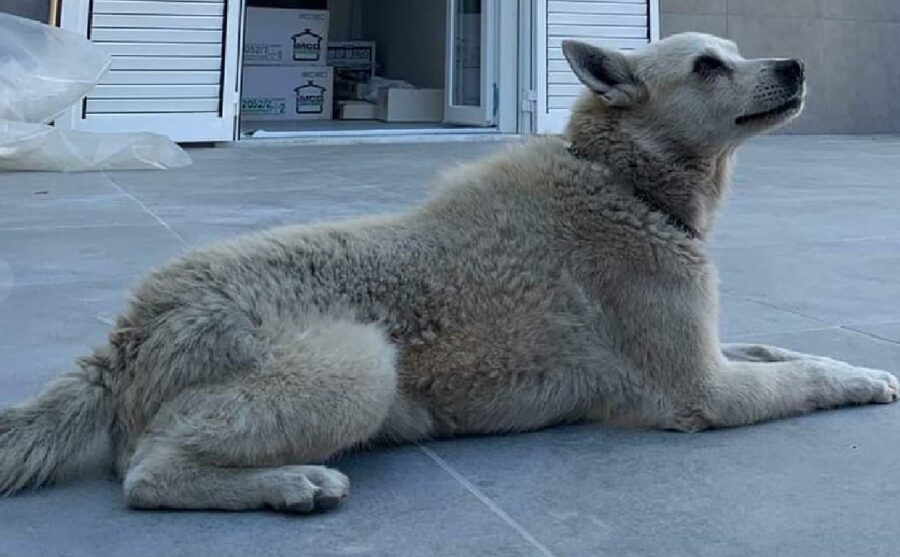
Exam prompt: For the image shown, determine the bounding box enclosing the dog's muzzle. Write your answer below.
[736,60,806,125]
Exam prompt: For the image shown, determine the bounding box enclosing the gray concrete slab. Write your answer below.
[712,238,900,326]
[0,280,129,403]
[0,448,543,557]
[0,225,185,286]
[0,136,898,557]
[427,395,900,557]
[718,292,825,339]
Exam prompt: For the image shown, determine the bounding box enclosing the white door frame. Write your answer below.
[57,0,520,141]
[496,0,520,134]
[439,0,517,131]
[58,0,241,142]
[534,0,561,133]
[443,0,498,126]
[516,0,536,135]
[238,0,520,139]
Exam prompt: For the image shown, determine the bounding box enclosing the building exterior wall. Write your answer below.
[659,0,900,134]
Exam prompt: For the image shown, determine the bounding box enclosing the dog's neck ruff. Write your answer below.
[566,144,701,240]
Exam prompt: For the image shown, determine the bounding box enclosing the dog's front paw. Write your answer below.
[869,371,899,404]
[832,367,899,406]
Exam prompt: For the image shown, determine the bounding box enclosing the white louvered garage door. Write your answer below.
[535,0,658,133]
[59,0,241,142]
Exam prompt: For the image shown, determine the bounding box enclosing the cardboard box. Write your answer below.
[241,66,333,121]
[327,41,376,69]
[336,100,377,120]
[376,88,444,123]
[243,7,328,66]
[327,41,376,100]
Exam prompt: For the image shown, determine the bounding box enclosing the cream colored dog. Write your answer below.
[1,33,896,513]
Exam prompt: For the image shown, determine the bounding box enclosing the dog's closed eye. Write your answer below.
[693,55,730,78]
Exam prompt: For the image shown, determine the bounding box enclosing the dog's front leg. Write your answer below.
[676,358,898,431]
[721,342,828,363]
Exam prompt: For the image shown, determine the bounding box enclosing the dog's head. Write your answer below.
[563,33,805,152]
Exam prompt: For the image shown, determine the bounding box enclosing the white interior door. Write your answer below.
[59,0,241,142]
[444,0,497,127]
[535,0,656,133]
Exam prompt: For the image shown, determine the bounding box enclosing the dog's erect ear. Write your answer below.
[562,40,643,107]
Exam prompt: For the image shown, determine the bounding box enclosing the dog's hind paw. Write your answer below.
[264,465,350,514]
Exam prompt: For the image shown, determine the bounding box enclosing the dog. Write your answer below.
[1,33,896,513]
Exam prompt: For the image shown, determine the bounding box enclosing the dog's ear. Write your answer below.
[562,40,643,107]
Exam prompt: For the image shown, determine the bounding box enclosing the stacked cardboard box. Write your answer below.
[327,41,378,120]
[327,42,376,100]
[241,5,445,124]
[241,7,334,121]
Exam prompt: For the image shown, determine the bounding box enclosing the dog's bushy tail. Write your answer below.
[0,352,115,496]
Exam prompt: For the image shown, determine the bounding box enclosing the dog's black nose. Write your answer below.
[775,59,805,86]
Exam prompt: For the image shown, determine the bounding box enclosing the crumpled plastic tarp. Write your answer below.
[358,76,415,103]
[0,13,191,172]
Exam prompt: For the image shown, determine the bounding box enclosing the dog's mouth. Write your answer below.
[735,97,804,125]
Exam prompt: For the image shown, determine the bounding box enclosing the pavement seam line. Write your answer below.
[712,234,900,248]
[724,325,840,342]
[839,325,900,347]
[719,288,830,324]
[0,223,158,233]
[106,175,190,248]
[416,444,558,557]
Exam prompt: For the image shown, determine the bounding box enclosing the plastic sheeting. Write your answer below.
[357,76,415,103]
[0,13,191,172]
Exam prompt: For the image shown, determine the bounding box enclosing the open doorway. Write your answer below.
[238,0,501,138]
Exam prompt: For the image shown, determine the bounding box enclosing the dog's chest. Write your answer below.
[393,276,611,435]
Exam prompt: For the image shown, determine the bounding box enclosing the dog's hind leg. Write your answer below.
[123,319,398,513]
